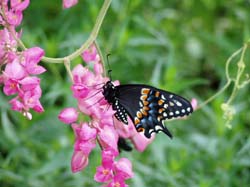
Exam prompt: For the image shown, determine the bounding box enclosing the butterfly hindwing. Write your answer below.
[115,84,193,138]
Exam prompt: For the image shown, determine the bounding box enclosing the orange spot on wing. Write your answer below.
[137,111,142,119]
[157,116,163,121]
[158,108,165,113]
[134,117,140,125]
[137,127,144,132]
[143,100,149,106]
[141,88,150,95]
[155,91,160,97]
[158,99,164,105]
[141,109,148,116]
[140,95,148,101]
[143,106,150,111]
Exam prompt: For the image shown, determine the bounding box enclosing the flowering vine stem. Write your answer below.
[196,41,250,126]
[42,0,111,64]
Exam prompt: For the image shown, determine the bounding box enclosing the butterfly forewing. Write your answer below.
[115,84,193,138]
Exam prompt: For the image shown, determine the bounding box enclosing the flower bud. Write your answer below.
[58,107,78,124]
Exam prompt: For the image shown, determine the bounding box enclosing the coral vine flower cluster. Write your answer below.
[0,0,46,119]
[58,45,154,186]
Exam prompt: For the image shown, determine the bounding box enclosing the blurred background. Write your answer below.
[1,0,250,186]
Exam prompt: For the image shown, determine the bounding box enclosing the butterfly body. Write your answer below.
[102,81,193,138]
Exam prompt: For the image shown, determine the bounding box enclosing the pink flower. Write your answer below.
[114,158,134,179]
[5,10,23,26]
[81,44,100,63]
[3,78,19,95]
[0,28,18,61]
[11,0,30,12]
[71,123,97,172]
[131,133,155,152]
[19,76,40,91]
[22,47,46,75]
[95,165,113,183]
[191,98,198,110]
[98,125,119,154]
[94,150,133,186]
[106,175,128,187]
[71,150,89,173]
[114,117,154,152]
[9,97,24,112]
[94,150,115,183]
[71,83,90,99]
[4,58,27,80]
[58,107,78,124]
[21,87,43,111]
[63,0,78,9]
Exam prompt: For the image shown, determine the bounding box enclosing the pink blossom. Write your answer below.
[9,97,24,112]
[71,123,97,172]
[71,150,89,173]
[32,100,44,113]
[72,123,97,142]
[101,149,116,167]
[0,28,18,61]
[114,117,154,152]
[22,47,46,75]
[71,83,90,99]
[58,107,78,124]
[82,44,100,63]
[94,150,133,186]
[131,133,155,152]
[3,78,19,95]
[94,62,103,75]
[191,98,198,110]
[98,125,119,154]
[19,76,40,91]
[114,158,134,179]
[4,58,27,80]
[95,165,113,182]
[106,175,128,187]
[5,10,23,26]
[21,88,43,110]
[94,150,115,182]
[63,0,78,9]
[10,0,30,11]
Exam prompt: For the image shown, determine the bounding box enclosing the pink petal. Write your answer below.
[114,118,137,138]
[71,84,90,99]
[98,126,119,153]
[114,158,134,179]
[19,76,40,91]
[4,58,26,80]
[79,124,97,140]
[23,47,44,64]
[58,107,78,124]
[5,10,23,26]
[9,97,24,112]
[94,165,113,182]
[191,98,198,110]
[11,0,30,11]
[131,133,155,152]
[79,140,96,155]
[3,78,19,95]
[71,150,89,173]
[101,149,115,168]
[32,102,44,113]
[63,0,78,9]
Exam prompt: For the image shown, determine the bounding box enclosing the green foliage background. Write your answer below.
[1,0,250,186]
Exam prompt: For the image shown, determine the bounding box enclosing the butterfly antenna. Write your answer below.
[106,54,112,80]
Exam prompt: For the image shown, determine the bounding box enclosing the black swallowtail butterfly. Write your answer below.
[102,80,193,139]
